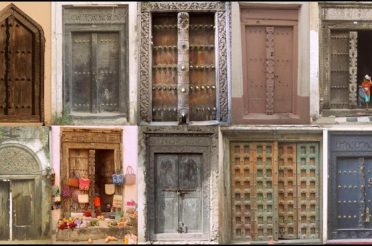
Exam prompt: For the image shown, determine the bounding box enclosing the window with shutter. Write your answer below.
[63,6,128,119]
[0,4,44,123]
[139,2,230,124]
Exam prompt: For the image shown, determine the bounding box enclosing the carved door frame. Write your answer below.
[144,128,217,241]
[221,129,323,244]
[329,131,372,239]
[319,2,372,116]
[60,128,122,217]
[0,143,42,240]
[0,4,45,123]
[62,5,129,119]
[138,2,231,124]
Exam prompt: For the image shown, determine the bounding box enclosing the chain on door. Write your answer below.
[230,142,320,242]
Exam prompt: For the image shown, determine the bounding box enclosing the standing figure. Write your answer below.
[359,74,372,108]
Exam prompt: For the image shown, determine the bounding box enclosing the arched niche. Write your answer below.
[0,4,45,123]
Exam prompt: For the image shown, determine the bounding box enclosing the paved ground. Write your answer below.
[0,235,127,244]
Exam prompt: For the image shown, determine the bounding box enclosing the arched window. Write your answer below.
[0,4,45,123]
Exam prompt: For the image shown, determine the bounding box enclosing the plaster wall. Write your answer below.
[0,2,52,126]
[51,2,138,125]
[50,125,138,233]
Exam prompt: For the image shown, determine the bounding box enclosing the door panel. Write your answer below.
[245,26,266,114]
[71,32,92,112]
[231,142,320,242]
[0,18,7,115]
[0,181,10,240]
[179,154,202,233]
[336,158,364,230]
[155,154,179,233]
[278,143,297,239]
[273,26,293,113]
[12,179,36,240]
[364,158,372,229]
[96,33,120,113]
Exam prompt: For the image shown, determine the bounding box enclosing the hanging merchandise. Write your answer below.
[94,195,101,208]
[79,177,91,191]
[105,184,115,195]
[61,185,71,198]
[71,189,82,202]
[112,171,124,185]
[67,172,79,187]
[78,194,89,204]
[124,166,136,186]
[112,194,123,208]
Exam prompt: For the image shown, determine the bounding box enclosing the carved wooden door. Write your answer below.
[12,179,36,240]
[151,12,216,122]
[243,22,295,115]
[0,6,44,122]
[0,180,10,240]
[155,153,203,235]
[230,142,319,242]
[70,32,120,113]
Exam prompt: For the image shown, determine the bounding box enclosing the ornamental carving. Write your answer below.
[63,7,127,24]
[61,129,122,144]
[323,7,372,21]
[0,145,39,175]
[349,31,358,107]
[331,135,372,152]
[141,2,225,12]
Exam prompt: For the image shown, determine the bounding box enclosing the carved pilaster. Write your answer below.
[217,11,228,122]
[140,13,151,122]
[177,12,190,124]
[349,31,358,108]
[265,27,275,115]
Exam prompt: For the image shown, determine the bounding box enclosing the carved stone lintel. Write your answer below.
[141,2,225,12]
[349,31,358,107]
[61,128,122,144]
[0,145,40,175]
[63,7,128,24]
[265,27,275,115]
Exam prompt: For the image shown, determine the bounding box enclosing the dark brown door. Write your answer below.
[12,179,36,240]
[70,32,120,113]
[0,180,10,240]
[0,5,44,122]
[243,21,295,115]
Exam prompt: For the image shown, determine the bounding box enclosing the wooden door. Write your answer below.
[155,153,203,235]
[0,181,10,240]
[243,22,295,115]
[12,179,36,240]
[0,5,44,122]
[70,32,120,114]
[230,142,320,242]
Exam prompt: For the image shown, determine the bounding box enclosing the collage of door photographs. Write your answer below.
[1,1,372,245]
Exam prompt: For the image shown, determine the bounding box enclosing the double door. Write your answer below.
[0,179,37,240]
[154,153,204,237]
[230,142,320,242]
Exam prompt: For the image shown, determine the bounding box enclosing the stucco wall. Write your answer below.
[0,2,52,126]
[310,2,320,121]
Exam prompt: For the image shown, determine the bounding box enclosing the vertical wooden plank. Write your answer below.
[297,143,320,239]
[179,154,203,233]
[278,143,297,239]
[177,12,190,124]
[0,18,7,116]
[189,13,216,121]
[91,33,98,113]
[96,33,120,113]
[273,27,294,113]
[329,30,350,109]
[265,27,275,115]
[0,181,10,240]
[71,32,92,113]
[349,31,357,108]
[151,13,178,121]
[12,179,36,240]
[155,154,179,233]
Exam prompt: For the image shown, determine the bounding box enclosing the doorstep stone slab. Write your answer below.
[55,227,128,241]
